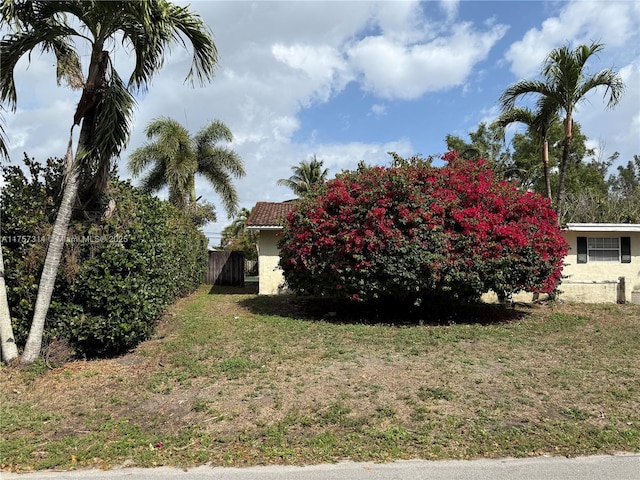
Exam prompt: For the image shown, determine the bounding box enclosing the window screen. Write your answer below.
[587,237,620,262]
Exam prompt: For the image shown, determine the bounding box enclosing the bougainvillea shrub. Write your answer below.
[278,152,568,304]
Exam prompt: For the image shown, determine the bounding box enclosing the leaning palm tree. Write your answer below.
[0,106,18,362]
[277,155,328,197]
[493,102,558,200]
[0,244,19,363]
[129,117,245,220]
[0,0,217,363]
[499,42,624,214]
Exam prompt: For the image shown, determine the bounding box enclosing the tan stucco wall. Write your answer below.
[258,227,640,303]
[561,231,640,303]
[484,231,640,304]
[257,230,288,295]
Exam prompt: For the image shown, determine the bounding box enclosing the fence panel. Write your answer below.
[206,250,245,286]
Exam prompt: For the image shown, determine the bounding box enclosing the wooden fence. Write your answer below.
[206,250,245,286]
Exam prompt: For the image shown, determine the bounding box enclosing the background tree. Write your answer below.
[445,122,510,171]
[608,154,640,198]
[499,42,624,214]
[220,207,258,262]
[0,0,217,363]
[129,117,245,222]
[493,104,557,199]
[277,154,328,197]
[558,152,640,224]
[519,121,606,199]
[560,190,640,224]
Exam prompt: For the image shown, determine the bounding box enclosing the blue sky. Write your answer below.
[3,1,640,246]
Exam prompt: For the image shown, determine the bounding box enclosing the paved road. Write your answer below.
[3,455,640,480]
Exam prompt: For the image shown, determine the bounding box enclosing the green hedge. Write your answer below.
[1,156,207,357]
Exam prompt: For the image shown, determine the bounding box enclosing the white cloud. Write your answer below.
[271,43,353,105]
[440,0,460,22]
[348,21,507,100]
[505,0,640,78]
[369,104,387,117]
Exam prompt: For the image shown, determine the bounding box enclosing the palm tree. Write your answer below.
[277,155,328,197]
[129,117,245,220]
[493,103,558,199]
[499,42,624,214]
[223,208,253,240]
[0,106,18,362]
[0,0,217,363]
[220,208,258,261]
[0,244,19,363]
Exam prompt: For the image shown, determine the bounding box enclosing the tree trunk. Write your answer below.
[20,138,77,364]
[542,138,552,200]
[555,116,573,220]
[0,243,18,362]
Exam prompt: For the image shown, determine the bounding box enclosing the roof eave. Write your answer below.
[246,225,284,231]
[566,223,640,233]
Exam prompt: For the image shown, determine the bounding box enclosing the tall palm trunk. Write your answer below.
[0,243,18,362]
[541,138,552,200]
[20,135,78,363]
[555,116,573,218]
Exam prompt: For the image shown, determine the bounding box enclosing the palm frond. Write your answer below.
[578,70,625,109]
[198,164,239,218]
[94,70,136,158]
[0,25,79,109]
[195,120,234,148]
[120,0,217,92]
[162,2,218,86]
[0,105,9,162]
[498,80,550,112]
[198,147,246,179]
[139,160,167,194]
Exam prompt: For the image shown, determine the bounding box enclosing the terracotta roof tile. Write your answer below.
[246,201,297,228]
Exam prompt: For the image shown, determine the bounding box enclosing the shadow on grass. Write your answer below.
[238,294,529,326]
[208,282,258,295]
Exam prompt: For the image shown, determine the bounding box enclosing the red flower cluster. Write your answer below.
[278,153,568,303]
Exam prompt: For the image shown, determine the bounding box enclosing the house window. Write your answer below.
[587,237,620,262]
[577,236,631,264]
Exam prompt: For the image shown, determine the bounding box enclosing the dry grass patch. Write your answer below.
[1,287,639,472]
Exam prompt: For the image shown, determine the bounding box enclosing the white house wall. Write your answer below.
[257,230,287,295]
[561,231,640,303]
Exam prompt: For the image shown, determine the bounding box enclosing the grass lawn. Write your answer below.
[1,285,639,472]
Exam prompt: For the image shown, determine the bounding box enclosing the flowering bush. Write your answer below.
[278,152,568,304]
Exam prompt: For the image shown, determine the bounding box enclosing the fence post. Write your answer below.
[617,276,626,304]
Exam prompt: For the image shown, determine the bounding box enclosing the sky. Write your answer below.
[3,0,640,247]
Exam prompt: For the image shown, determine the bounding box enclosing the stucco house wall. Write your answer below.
[560,224,640,303]
[256,229,287,295]
[246,201,295,296]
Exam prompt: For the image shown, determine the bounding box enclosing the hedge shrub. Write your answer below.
[278,152,568,305]
[1,155,207,357]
